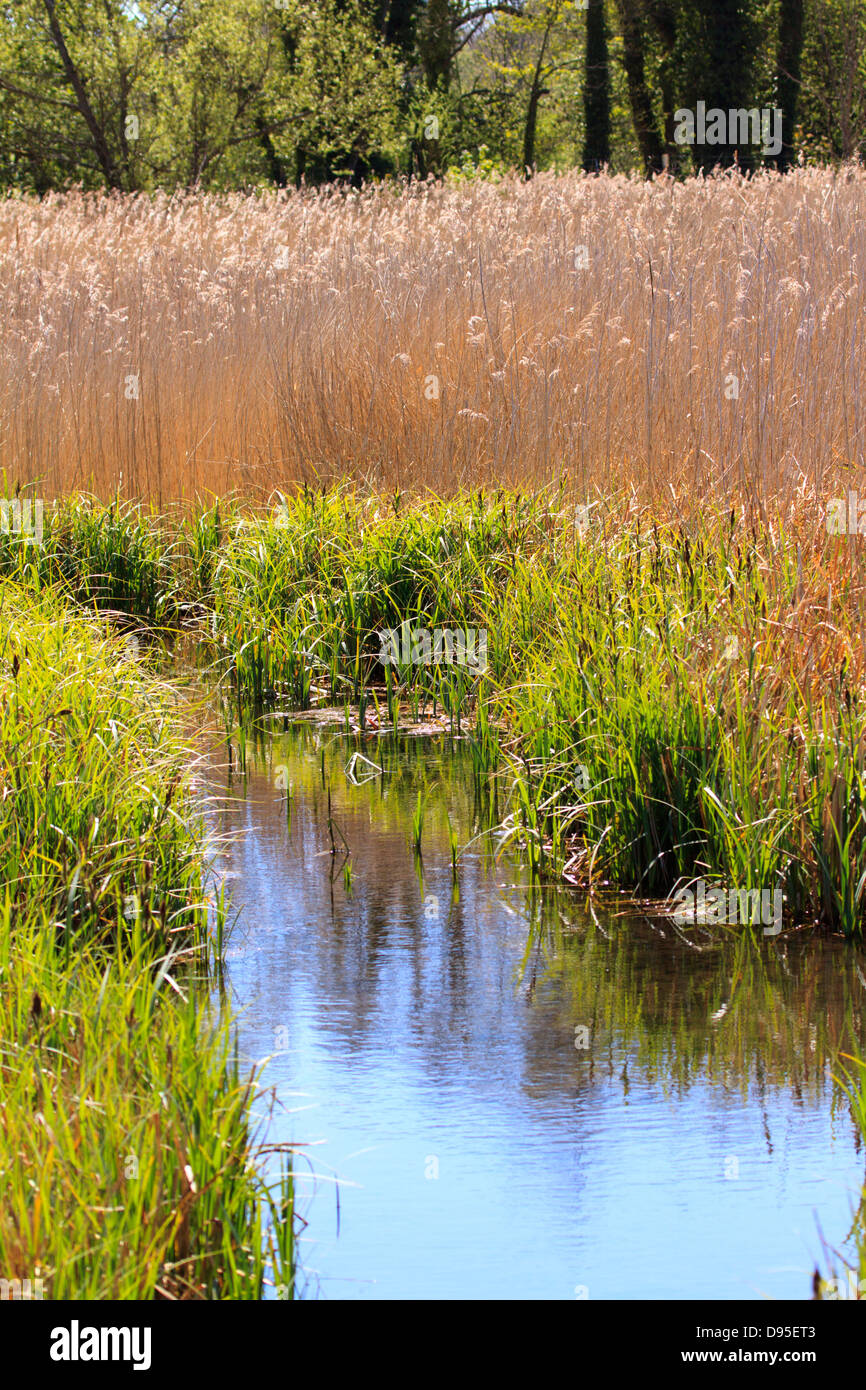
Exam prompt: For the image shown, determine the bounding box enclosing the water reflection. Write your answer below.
[209,723,866,1299]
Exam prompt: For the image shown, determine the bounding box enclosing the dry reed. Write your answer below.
[0,166,864,509]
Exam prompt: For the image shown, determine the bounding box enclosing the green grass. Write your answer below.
[195,488,866,939]
[0,579,294,1299]
[6,486,866,938]
[0,492,184,624]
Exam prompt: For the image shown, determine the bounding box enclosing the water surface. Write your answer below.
[210,724,866,1299]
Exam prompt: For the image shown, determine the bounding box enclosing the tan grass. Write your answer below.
[1,167,864,508]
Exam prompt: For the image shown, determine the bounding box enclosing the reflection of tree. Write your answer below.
[213,721,866,1113]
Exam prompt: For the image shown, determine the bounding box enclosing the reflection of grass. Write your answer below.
[0,581,294,1298]
[237,718,866,1299]
[532,889,866,1299]
[229,721,866,1103]
[245,722,500,869]
[815,1054,866,1300]
[523,892,865,1098]
[411,788,426,855]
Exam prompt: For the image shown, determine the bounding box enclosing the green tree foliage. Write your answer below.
[454,1,588,172]
[0,0,408,189]
[798,0,866,160]
[0,0,861,190]
[268,0,406,184]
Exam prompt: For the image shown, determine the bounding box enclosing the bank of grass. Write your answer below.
[0,579,294,1299]
[199,488,866,938]
[4,485,866,938]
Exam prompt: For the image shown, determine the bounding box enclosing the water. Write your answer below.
[210,721,866,1300]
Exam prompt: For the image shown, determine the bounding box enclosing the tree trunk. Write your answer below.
[43,0,121,187]
[375,0,419,59]
[647,1,677,167]
[692,0,753,171]
[523,16,553,176]
[583,0,611,170]
[254,115,287,187]
[615,0,664,174]
[418,0,453,90]
[775,0,804,171]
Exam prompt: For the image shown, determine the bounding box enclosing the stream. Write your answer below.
[209,721,866,1300]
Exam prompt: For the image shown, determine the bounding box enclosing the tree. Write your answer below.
[646,0,677,164]
[373,0,420,58]
[522,3,554,171]
[42,0,120,184]
[0,0,410,190]
[0,0,860,190]
[269,0,407,186]
[678,0,757,170]
[0,0,166,190]
[459,1,587,174]
[799,0,866,161]
[0,0,286,190]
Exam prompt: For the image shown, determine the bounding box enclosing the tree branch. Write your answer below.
[42,0,121,186]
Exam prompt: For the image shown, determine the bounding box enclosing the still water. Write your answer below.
[210,722,866,1299]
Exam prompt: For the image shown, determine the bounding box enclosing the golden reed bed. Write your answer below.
[1,166,864,510]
